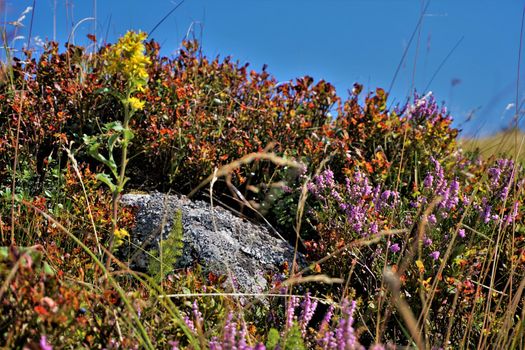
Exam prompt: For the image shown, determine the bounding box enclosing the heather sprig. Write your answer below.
[308,169,398,239]
[315,299,378,350]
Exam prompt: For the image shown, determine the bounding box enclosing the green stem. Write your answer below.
[106,91,132,268]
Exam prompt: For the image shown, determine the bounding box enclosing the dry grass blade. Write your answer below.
[280,274,344,286]
[188,147,303,198]
[383,267,425,350]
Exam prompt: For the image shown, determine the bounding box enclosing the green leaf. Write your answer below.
[108,132,121,150]
[123,129,134,142]
[148,209,184,283]
[104,121,125,132]
[43,261,55,276]
[96,173,117,193]
[94,87,111,94]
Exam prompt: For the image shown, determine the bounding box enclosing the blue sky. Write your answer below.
[4,0,525,136]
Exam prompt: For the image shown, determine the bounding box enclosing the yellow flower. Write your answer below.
[103,31,151,91]
[127,96,145,110]
[114,228,129,239]
[113,228,130,249]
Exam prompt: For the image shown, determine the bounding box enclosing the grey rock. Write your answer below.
[120,192,304,294]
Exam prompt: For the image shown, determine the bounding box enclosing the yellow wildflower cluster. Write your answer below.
[127,96,145,110]
[103,31,151,92]
[113,228,129,249]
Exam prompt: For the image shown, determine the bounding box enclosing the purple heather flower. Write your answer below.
[39,336,52,350]
[500,185,510,201]
[331,189,343,205]
[370,221,379,235]
[427,214,437,225]
[439,187,450,209]
[390,243,401,253]
[183,315,196,333]
[339,300,358,349]
[458,228,466,238]
[209,337,221,350]
[285,296,299,331]
[222,313,236,349]
[423,237,433,247]
[483,204,492,224]
[307,182,316,194]
[445,179,460,210]
[488,166,502,188]
[423,173,434,188]
[324,169,335,187]
[430,251,440,261]
[509,201,520,224]
[430,157,446,191]
[192,300,203,329]
[370,345,386,350]
[299,293,318,336]
[281,185,293,193]
[238,321,248,349]
[316,299,367,350]
[319,304,335,332]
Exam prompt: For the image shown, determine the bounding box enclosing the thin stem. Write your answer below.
[106,92,131,269]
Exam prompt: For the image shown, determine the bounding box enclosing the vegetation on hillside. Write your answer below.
[1,30,524,350]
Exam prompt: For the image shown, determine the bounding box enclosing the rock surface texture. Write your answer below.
[121,192,303,294]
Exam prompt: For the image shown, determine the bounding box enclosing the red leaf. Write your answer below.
[34,305,50,316]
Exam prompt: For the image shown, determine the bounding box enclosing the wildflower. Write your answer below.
[423,173,433,188]
[482,203,492,224]
[192,300,203,330]
[319,304,335,332]
[127,96,145,110]
[113,228,129,249]
[183,315,196,333]
[299,293,318,336]
[370,221,379,234]
[103,31,151,91]
[285,296,300,330]
[507,201,520,224]
[39,336,52,350]
[114,228,129,240]
[427,214,437,225]
[444,179,460,210]
[458,228,466,238]
[336,300,358,349]
[430,251,440,261]
[390,243,400,253]
[381,190,392,202]
[222,313,236,349]
[324,169,335,187]
[370,345,386,350]
[488,166,502,188]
